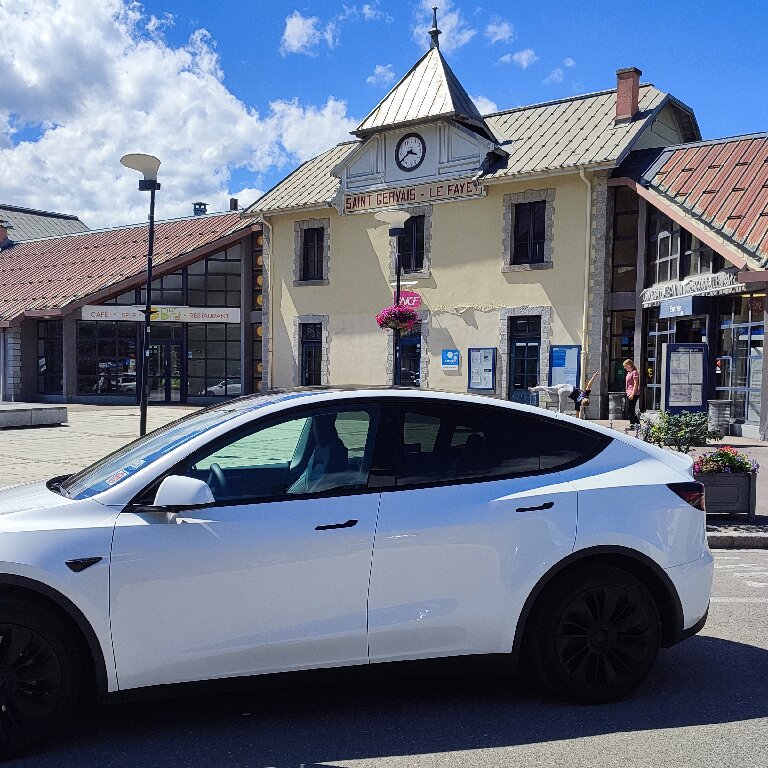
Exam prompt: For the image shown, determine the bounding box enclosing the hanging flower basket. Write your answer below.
[376,304,419,331]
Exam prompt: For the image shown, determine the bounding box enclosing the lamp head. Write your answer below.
[375,209,410,237]
[120,153,161,190]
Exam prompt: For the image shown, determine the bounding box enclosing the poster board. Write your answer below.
[468,348,496,391]
[549,345,581,388]
[662,343,708,413]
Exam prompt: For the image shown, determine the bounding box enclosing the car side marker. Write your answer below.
[65,557,103,573]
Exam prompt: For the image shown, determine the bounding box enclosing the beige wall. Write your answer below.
[267,172,594,396]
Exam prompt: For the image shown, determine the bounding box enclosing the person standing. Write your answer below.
[624,358,640,427]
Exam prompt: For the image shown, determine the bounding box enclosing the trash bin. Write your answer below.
[608,392,626,421]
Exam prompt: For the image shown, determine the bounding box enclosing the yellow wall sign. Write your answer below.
[343,178,485,214]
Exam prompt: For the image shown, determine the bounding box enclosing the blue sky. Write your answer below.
[2,0,767,227]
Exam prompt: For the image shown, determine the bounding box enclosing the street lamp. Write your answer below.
[375,209,411,385]
[120,153,161,436]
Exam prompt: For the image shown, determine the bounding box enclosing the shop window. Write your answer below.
[612,187,638,292]
[294,219,330,285]
[398,216,425,273]
[647,211,681,286]
[644,309,674,410]
[609,311,635,391]
[187,323,241,397]
[76,321,138,394]
[37,319,63,395]
[513,200,547,264]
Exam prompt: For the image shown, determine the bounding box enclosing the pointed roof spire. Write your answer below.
[429,6,441,50]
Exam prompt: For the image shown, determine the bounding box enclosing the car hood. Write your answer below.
[0,480,74,516]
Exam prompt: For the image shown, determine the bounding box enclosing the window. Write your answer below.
[301,227,324,281]
[37,319,63,395]
[683,235,722,278]
[513,200,546,264]
[186,248,242,308]
[398,216,425,273]
[396,402,608,487]
[187,323,241,397]
[644,309,674,410]
[647,211,681,286]
[508,316,541,403]
[300,323,323,386]
[181,405,380,502]
[612,187,639,292]
[77,320,137,394]
[609,311,635,391]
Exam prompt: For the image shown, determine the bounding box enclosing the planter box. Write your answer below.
[695,472,757,520]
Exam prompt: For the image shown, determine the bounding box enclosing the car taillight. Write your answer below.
[667,481,705,511]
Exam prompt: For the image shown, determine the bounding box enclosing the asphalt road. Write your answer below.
[13,550,768,768]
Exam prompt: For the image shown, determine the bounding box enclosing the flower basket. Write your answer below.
[693,447,759,519]
[376,304,419,331]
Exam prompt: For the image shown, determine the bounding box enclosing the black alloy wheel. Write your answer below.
[0,601,81,755]
[525,565,660,703]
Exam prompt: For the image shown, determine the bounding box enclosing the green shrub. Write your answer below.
[635,410,720,454]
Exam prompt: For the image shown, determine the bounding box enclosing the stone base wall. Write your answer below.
[2,327,22,400]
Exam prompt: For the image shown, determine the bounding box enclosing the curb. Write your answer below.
[707,533,768,549]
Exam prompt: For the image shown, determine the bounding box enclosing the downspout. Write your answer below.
[260,215,275,390]
[579,168,592,389]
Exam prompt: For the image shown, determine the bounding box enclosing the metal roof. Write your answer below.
[250,84,699,215]
[0,212,253,325]
[636,133,768,265]
[354,47,487,137]
[0,204,88,241]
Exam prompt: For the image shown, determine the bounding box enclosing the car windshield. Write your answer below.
[59,393,303,500]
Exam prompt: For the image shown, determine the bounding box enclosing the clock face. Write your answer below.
[395,133,426,172]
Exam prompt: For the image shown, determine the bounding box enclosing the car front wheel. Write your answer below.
[524,565,661,703]
[0,600,81,755]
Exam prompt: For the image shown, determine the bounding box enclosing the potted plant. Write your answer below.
[693,446,759,520]
[376,305,419,331]
[635,410,720,454]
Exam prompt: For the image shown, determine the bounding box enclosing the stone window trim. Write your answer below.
[294,218,330,286]
[292,314,330,387]
[498,305,553,401]
[386,310,430,388]
[389,205,432,282]
[502,188,555,272]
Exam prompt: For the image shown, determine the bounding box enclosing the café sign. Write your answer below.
[343,178,485,214]
[81,305,241,323]
[641,272,746,307]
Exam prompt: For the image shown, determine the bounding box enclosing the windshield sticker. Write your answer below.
[128,459,145,470]
[106,470,129,486]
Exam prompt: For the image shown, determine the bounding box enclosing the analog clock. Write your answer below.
[395,133,426,172]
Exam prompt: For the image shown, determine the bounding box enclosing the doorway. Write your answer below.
[148,341,183,403]
[508,316,541,404]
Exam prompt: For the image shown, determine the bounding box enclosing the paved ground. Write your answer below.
[10,549,768,768]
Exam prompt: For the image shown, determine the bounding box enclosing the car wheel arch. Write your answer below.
[0,575,109,698]
[510,545,685,670]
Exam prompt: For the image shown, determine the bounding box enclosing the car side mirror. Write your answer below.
[152,476,215,509]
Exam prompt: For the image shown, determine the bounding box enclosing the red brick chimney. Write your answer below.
[615,67,642,123]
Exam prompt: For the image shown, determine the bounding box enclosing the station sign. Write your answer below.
[343,178,485,214]
[395,290,422,308]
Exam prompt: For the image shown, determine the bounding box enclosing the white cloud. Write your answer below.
[499,48,538,69]
[413,0,477,54]
[544,67,564,85]
[564,57,576,67]
[470,94,498,114]
[279,10,338,56]
[0,0,357,227]
[484,18,513,44]
[361,3,393,22]
[367,64,396,87]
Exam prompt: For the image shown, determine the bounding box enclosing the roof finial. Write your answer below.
[429,6,441,50]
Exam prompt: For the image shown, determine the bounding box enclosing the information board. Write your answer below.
[663,343,708,413]
[441,349,460,370]
[468,348,496,391]
[549,345,581,388]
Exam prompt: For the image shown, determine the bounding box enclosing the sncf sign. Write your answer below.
[395,290,422,308]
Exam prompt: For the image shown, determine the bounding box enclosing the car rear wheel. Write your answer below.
[524,565,660,703]
[0,600,81,756]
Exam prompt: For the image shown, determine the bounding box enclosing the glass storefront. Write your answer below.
[37,319,63,395]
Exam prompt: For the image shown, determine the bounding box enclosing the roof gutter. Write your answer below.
[579,169,592,390]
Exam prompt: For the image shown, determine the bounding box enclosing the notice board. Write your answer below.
[662,343,708,413]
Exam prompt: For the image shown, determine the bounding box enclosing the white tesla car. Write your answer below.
[0,389,713,754]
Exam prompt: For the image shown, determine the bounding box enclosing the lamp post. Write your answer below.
[375,209,411,385]
[120,153,161,436]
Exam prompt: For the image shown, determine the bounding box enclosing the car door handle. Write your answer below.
[515,501,554,513]
[315,519,358,531]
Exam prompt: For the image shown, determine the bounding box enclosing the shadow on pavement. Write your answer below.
[14,635,768,767]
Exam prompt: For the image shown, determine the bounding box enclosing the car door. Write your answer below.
[367,400,604,663]
[110,402,382,691]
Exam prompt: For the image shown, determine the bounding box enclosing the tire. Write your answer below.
[523,564,660,703]
[0,599,82,756]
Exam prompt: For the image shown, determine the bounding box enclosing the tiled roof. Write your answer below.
[354,47,487,137]
[0,212,251,324]
[0,204,88,241]
[250,85,698,215]
[638,134,768,264]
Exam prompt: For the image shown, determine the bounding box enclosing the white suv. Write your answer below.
[0,389,713,754]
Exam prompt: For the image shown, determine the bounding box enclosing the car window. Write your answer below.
[397,402,608,487]
[184,405,379,503]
